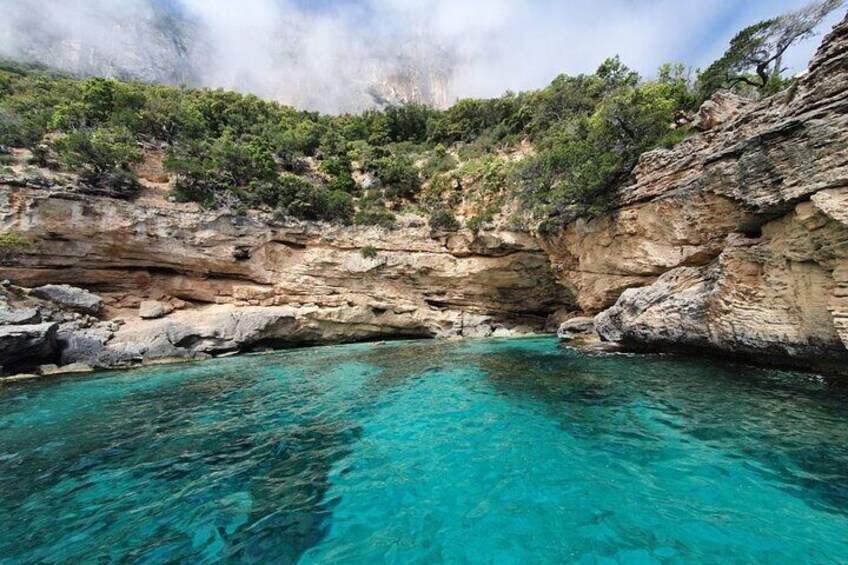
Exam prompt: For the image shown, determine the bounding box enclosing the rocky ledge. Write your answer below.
[549,15,848,374]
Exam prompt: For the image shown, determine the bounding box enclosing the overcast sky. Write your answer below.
[0,0,844,111]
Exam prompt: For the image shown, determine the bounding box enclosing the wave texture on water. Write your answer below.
[2,337,848,563]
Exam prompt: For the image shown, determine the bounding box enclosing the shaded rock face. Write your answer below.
[547,15,848,373]
[0,322,58,371]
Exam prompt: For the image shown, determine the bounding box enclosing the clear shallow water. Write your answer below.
[2,338,848,564]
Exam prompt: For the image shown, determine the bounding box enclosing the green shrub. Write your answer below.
[360,245,378,259]
[324,190,355,223]
[358,189,384,207]
[466,209,496,233]
[0,231,27,260]
[276,181,353,224]
[421,174,462,209]
[319,155,352,177]
[536,218,561,238]
[428,207,460,231]
[327,172,357,193]
[456,131,497,161]
[354,207,396,229]
[28,144,49,167]
[421,145,458,178]
[367,154,420,199]
[51,127,142,196]
[210,133,277,187]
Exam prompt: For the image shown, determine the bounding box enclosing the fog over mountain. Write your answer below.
[0,0,840,112]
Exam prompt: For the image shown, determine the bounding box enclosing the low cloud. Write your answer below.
[0,0,842,112]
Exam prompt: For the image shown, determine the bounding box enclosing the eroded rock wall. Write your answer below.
[0,185,569,372]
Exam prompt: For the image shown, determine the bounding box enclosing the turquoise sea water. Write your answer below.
[1,337,848,564]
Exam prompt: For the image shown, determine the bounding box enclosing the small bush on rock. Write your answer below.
[354,208,396,229]
[360,245,378,259]
[428,208,460,231]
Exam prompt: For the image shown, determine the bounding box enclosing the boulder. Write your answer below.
[594,267,713,348]
[459,313,494,338]
[557,317,598,341]
[0,322,58,370]
[30,285,104,315]
[108,306,299,361]
[0,306,41,325]
[57,324,116,366]
[139,300,172,319]
[461,324,493,338]
[194,307,297,350]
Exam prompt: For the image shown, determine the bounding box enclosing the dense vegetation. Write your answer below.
[0,1,838,231]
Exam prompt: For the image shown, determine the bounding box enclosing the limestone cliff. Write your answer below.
[548,15,848,373]
[0,186,568,373]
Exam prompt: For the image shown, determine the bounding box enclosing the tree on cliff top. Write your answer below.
[699,0,844,97]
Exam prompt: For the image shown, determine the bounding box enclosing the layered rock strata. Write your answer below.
[0,189,569,374]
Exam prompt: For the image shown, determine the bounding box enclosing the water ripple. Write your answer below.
[1,338,848,563]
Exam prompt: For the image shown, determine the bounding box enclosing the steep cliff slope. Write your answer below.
[548,15,848,372]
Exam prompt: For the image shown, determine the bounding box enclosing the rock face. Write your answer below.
[0,183,569,373]
[546,15,848,373]
[1,191,567,326]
